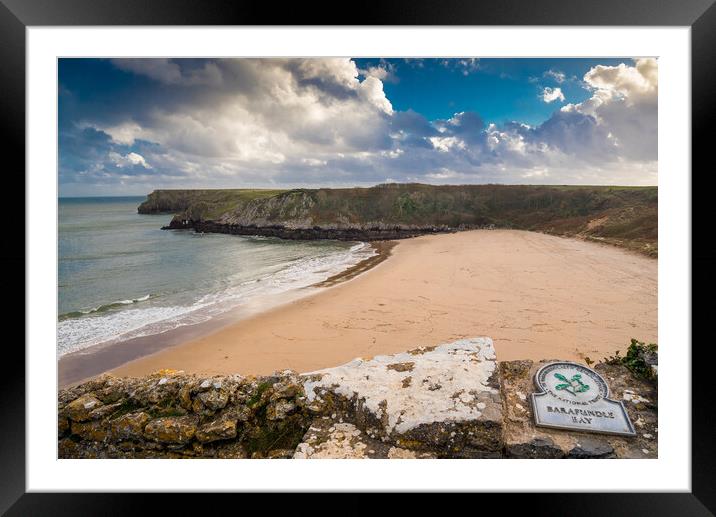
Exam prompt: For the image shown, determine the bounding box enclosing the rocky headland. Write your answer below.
[138,184,658,256]
[59,338,658,459]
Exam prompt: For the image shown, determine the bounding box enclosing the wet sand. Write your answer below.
[109,230,657,380]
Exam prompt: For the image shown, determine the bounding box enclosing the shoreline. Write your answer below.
[314,240,396,287]
[107,229,657,382]
[57,240,394,388]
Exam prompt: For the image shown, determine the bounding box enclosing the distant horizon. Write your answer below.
[59,58,657,197]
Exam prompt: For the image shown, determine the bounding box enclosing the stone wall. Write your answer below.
[58,338,657,459]
[59,371,310,459]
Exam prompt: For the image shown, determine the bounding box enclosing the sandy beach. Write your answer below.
[109,230,657,379]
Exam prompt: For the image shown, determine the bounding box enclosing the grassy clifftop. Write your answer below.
[138,184,657,256]
[138,188,287,220]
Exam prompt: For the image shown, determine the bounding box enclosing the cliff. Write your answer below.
[138,184,658,256]
[58,338,658,459]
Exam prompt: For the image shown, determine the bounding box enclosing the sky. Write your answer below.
[58,57,657,196]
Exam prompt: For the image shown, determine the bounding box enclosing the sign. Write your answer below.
[531,362,635,436]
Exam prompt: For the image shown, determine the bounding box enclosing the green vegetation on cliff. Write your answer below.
[138,183,657,256]
[138,188,287,220]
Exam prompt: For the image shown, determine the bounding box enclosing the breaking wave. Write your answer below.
[57,242,375,356]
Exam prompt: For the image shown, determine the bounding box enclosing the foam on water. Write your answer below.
[60,294,153,319]
[57,241,375,356]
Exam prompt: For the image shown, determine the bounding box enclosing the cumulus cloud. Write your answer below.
[582,58,657,100]
[542,87,565,103]
[360,60,398,83]
[358,75,394,114]
[58,58,657,195]
[561,57,657,160]
[89,59,395,165]
[109,151,152,169]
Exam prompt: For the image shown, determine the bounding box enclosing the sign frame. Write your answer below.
[531,361,637,437]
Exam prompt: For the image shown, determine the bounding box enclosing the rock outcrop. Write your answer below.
[300,338,503,458]
[58,338,658,459]
[184,220,456,242]
[58,370,311,459]
[140,184,658,255]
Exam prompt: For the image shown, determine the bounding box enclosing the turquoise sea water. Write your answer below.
[58,197,374,356]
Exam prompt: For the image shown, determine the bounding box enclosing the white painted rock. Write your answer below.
[301,337,503,457]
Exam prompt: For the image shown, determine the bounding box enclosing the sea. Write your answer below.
[58,196,375,357]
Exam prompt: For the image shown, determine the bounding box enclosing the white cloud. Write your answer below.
[542,87,565,103]
[485,124,529,154]
[364,66,388,80]
[545,69,566,83]
[381,148,404,158]
[429,136,466,152]
[561,58,657,160]
[440,58,480,76]
[108,151,152,169]
[360,61,397,83]
[61,58,657,194]
[582,58,657,101]
[358,75,394,114]
[96,59,395,171]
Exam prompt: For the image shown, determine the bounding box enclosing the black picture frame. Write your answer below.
[3,0,714,513]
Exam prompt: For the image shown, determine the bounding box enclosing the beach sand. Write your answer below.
[110,230,657,379]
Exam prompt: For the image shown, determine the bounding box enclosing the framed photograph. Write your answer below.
[5,0,714,512]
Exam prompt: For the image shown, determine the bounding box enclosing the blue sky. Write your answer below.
[355,58,626,125]
[59,57,657,196]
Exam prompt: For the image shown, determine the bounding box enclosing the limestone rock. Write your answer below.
[213,441,249,459]
[110,411,150,441]
[95,375,135,403]
[302,338,502,457]
[386,446,435,459]
[57,337,657,460]
[144,416,198,444]
[178,382,195,410]
[294,417,436,459]
[88,400,125,420]
[196,414,238,443]
[266,399,297,421]
[58,370,308,458]
[131,376,183,406]
[567,437,614,458]
[64,394,103,422]
[269,379,301,401]
[266,449,295,459]
[71,420,109,442]
[59,437,82,457]
[192,388,230,414]
[58,416,70,437]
